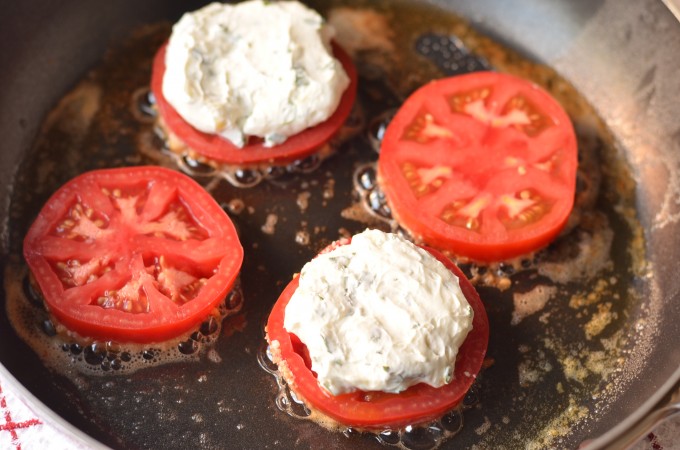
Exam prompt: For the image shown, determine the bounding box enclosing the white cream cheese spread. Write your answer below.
[162,0,350,148]
[283,229,474,395]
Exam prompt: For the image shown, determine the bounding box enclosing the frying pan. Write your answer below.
[1,0,680,448]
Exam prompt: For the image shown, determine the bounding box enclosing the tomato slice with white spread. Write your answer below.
[378,71,578,262]
[266,239,489,429]
[23,166,243,343]
[151,42,357,166]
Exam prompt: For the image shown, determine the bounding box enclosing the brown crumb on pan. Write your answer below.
[261,214,279,235]
[512,285,557,325]
[297,192,311,213]
[584,302,617,340]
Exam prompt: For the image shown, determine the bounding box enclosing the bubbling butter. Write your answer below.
[284,229,474,395]
[162,0,350,148]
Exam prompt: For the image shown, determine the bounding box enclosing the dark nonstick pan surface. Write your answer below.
[2,0,680,449]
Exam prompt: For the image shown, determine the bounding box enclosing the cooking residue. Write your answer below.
[512,285,557,325]
[295,230,311,246]
[226,198,246,215]
[261,213,279,235]
[296,191,311,212]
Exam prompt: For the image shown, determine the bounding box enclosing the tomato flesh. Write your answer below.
[151,42,357,166]
[266,241,489,429]
[23,166,243,343]
[378,71,578,262]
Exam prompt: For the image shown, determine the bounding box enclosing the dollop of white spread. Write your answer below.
[162,0,350,148]
[284,229,474,395]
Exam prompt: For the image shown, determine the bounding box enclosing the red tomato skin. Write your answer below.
[266,241,489,429]
[23,166,243,343]
[151,42,357,166]
[378,71,578,262]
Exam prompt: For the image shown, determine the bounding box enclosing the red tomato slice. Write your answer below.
[266,241,489,429]
[151,42,358,166]
[378,71,578,262]
[23,166,243,343]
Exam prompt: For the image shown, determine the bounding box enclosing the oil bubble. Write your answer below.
[130,88,157,123]
[258,342,475,449]
[4,263,245,378]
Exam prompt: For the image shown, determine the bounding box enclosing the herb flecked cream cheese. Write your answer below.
[162,0,350,148]
[283,229,474,395]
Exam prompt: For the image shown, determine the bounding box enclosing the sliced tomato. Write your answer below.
[23,166,243,343]
[378,71,578,262]
[151,42,357,166]
[266,241,489,429]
